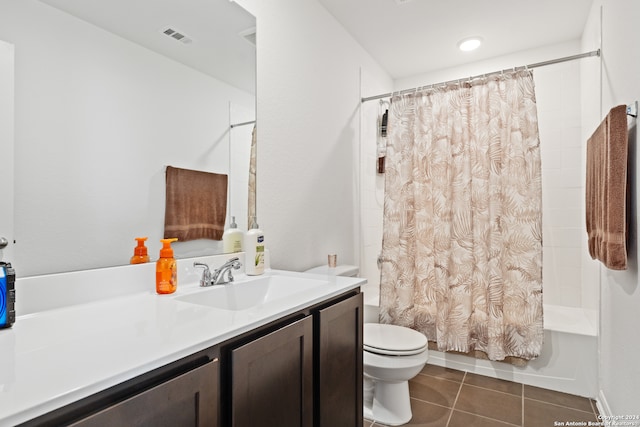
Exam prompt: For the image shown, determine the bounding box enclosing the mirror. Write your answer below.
[0,0,256,276]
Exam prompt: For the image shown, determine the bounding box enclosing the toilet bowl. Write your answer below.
[363,323,429,426]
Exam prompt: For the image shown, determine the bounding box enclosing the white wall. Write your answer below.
[0,40,14,264]
[241,0,640,414]
[240,0,392,272]
[582,0,640,416]
[0,0,255,276]
[359,40,600,310]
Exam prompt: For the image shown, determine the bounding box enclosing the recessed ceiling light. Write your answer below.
[458,37,482,52]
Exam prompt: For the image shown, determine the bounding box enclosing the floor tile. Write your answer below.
[404,399,453,427]
[463,372,523,396]
[524,384,594,412]
[420,364,466,382]
[409,373,462,408]
[367,366,600,427]
[455,384,522,425]
[524,398,598,426]
[372,398,452,427]
[448,410,520,427]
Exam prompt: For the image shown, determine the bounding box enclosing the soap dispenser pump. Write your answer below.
[244,216,265,276]
[156,238,178,294]
[130,237,150,264]
[223,216,244,253]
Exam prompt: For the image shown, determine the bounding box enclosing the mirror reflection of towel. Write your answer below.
[164,166,228,241]
[586,105,628,270]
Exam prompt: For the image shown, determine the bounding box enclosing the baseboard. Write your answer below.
[596,389,611,418]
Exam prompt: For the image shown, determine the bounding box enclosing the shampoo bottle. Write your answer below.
[130,237,150,264]
[156,238,178,294]
[223,216,244,253]
[244,217,265,276]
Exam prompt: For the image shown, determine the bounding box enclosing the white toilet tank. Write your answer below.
[304,264,359,277]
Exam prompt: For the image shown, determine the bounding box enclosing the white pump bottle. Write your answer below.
[244,216,265,275]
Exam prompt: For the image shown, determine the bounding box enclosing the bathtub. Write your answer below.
[362,287,598,399]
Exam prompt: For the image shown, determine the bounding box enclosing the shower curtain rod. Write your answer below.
[230,120,256,129]
[361,49,601,103]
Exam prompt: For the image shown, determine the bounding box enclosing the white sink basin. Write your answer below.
[175,275,328,311]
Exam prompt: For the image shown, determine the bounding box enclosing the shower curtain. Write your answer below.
[248,124,257,229]
[379,70,543,361]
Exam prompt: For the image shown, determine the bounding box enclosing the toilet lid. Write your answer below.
[364,323,428,356]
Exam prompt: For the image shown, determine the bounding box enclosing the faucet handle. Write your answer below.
[193,262,212,287]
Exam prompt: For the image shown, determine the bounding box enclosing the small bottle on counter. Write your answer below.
[130,237,150,264]
[223,216,244,253]
[244,216,265,276]
[156,238,178,294]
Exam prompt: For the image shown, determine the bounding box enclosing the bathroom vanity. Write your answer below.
[0,258,364,427]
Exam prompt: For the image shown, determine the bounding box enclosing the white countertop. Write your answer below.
[0,261,364,427]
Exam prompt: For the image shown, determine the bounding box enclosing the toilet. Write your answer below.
[363,323,428,425]
[304,264,429,426]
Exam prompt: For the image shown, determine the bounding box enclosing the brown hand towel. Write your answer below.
[164,166,228,241]
[586,105,628,270]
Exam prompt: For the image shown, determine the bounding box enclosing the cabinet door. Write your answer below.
[316,292,363,427]
[70,359,219,427]
[231,316,313,427]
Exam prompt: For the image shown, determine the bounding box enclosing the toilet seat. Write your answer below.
[364,323,428,356]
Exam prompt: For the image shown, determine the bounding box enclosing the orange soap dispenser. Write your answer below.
[156,238,178,294]
[130,237,150,264]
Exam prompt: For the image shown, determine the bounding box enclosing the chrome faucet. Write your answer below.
[211,257,242,285]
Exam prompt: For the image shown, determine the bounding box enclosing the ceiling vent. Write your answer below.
[161,27,193,45]
[239,27,256,47]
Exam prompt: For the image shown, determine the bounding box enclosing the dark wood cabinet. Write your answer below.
[70,359,219,427]
[229,316,313,427]
[22,289,362,427]
[225,291,364,427]
[315,292,363,427]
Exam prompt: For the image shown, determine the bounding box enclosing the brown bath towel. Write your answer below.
[164,166,228,241]
[586,105,628,270]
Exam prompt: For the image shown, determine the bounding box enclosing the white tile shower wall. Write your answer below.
[359,41,598,310]
[359,70,391,297]
[536,60,585,308]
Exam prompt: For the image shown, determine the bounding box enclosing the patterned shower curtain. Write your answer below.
[379,70,543,361]
[248,124,257,229]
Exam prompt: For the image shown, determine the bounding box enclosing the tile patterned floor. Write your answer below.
[365,365,600,427]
